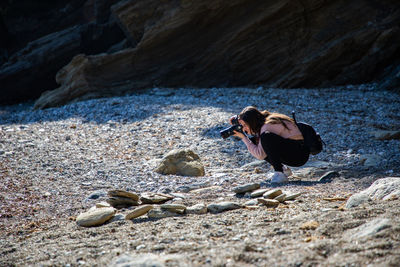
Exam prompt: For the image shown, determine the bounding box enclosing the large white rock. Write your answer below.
[154,149,205,176]
[346,177,400,208]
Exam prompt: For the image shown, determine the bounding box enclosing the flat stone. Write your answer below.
[257,198,279,208]
[107,196,139,208]
[233,183,260,194]
[96,201,111,208]
[140,192,174,204]
[285,192,302,201]
[186,203,208,215]
[244,199,259,206]
[274,193,287,202]
[125,205,153,220]
[207,201,242,213]
[160,203,186,213]
[108,190,139,201]
[76,207,116,227]
[250,188,270,198]
[263,189,283,199]
[147,208,181,219]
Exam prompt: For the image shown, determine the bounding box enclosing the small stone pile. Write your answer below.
[233,183,302,208]
[76,184,303,227]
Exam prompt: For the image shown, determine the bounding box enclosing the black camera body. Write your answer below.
[220,116,243,139]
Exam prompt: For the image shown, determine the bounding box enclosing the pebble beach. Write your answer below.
[1,85,400,266]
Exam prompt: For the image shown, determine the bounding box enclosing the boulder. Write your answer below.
[154,149,205,177]
[346,177,400,208]
[31,0,400,108]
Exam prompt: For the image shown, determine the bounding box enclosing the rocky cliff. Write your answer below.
[1,0,399,107]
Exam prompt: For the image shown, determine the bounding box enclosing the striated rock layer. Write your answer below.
[33,0,400,109]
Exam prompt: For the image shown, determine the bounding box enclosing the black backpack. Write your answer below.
[292,112,324,155]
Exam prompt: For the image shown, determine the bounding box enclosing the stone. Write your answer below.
[140,192,174,204]
[274,194,287,202]
[318,171,340,183]
[186,203,208,215]
[87,190,107,200]
[346,177,400,208]
[147,208,181,219]
[370,130,400,140]
[125,205,153,220]
[233,183,260,194]
[257,198,280,208]
[207,202,242,213]
[263,189,283,199]
[244,199,259,206]
[76,207,116,227]
[96,201,111,208]
[106,196,139,208]
[160,204,186,213]
[285,192,302,201]
[108,190,139,201]
[154,149,205,176]
[250,188,270,198]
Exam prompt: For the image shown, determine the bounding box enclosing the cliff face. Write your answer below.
[1,0,399,107]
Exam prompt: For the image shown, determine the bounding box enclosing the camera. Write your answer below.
[220,116,243,139]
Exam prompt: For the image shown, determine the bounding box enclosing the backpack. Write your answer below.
[292,112,324,155]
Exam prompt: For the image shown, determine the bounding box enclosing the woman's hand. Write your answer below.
[229,115,237,125]
[233,130,245,139]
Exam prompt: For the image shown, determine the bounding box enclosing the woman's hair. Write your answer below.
[238,106,294,134]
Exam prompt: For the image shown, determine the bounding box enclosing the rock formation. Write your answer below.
[1,0,399,107]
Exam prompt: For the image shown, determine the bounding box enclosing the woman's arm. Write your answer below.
[242,136,267,160]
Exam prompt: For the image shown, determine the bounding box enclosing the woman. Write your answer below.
[231,106,309,183]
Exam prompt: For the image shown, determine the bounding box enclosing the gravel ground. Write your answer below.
[1,85,400,266]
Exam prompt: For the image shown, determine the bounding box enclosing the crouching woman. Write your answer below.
[231,106,309,183]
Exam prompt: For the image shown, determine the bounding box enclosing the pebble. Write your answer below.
[147,208,181,219]
[233,183,260,194]
[274,194,287,202]
[250,188,270,198]
[263,189,283,199]
[108,190,139,201]
[106,196,138,208]
[140,192,174,204]
[186,203,208,215]
[125,205,153,220]
[207,202,242,213]
[160,203,186,213]
[257,198,280,208]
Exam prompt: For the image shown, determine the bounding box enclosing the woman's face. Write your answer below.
[239,119,252,135]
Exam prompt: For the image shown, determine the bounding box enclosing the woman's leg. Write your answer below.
[261,132,309,171]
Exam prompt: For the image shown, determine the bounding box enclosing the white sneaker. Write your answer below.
[283,166,293,177]
[270,172,289,183]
